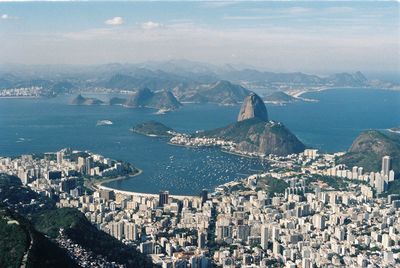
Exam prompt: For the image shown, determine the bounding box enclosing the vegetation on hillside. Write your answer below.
[256,176,289,194]
[133,121,174,137]
[339,130,400,174]
[0,174,153,267]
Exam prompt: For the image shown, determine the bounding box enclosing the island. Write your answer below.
[131,121,175,137]
[70,94,104,105]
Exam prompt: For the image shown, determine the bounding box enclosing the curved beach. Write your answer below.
[94,168,199,200]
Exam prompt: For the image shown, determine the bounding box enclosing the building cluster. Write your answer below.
[170,135,236,150]
[0,86,43,97]
[1,148,399,267]
[322,155,396,194]
[0,148,129,199]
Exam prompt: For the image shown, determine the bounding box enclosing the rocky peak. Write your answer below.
[237,93,268,122]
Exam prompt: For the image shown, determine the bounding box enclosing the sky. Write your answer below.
[0,1,399,74]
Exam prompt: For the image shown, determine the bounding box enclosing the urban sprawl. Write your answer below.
[0,148,398,268]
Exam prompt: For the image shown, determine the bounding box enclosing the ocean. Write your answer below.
[0,88,399,195]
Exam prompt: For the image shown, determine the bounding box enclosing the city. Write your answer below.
[1,148,398,267]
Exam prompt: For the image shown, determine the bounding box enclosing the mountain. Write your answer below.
[70,94,104,105]
[264,91,298,103]
[326,71,367,86]
[238,93,269,122]
[125,88,182,111]
[105,71,194,91]
[196,93,305,156]
[338,130,400,173]
[179,80,251,104]
[132,121,174,137]
[0,174,153,267]
[221,69,323,85]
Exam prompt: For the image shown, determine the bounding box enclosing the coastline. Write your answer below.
[92,168,199,200]
[288,86,400,99]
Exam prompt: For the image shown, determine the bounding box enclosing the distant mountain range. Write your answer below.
[71,89,182,111]
[1,60,398,99]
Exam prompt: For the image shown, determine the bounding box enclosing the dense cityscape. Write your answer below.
[1,147,398,267]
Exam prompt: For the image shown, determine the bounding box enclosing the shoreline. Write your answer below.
[93,168,199,200]
[93,168,144,189]
[288,86,400,99]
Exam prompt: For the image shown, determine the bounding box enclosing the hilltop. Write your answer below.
[116,88,182,111]
[338,130,400,173]
[195,93,305,156]
[179,80,250,104]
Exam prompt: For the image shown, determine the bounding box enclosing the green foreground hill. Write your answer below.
[0,174,153,268]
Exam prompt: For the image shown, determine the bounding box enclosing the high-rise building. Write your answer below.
[261,224,269,250]
[201,189,208,204]
[159,190,169,207]
[56,151,63,165]
[124,222,138,241]
[313,214,325,230]
[85,157,93,175]
[375,173,385,194]
[382,156,391,176]
[190,255,209,268]
[198,231,207,249]
[389,170,395,181]
[140,241,154,254]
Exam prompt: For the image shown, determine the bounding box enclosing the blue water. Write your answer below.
[0,88,399,195]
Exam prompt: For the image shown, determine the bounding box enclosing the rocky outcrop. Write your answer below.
[197,118,304,156]
[237,93,268,122]
[196,92,305,156]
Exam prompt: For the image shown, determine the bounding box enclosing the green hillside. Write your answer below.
[0,174,153,267]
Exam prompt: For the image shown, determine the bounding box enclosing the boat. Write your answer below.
[96,120,113,126]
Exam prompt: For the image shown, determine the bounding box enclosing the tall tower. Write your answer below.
[382,156,391,176]
[261,224,269,250]
[159,191,169,207]
[201,189,208,204]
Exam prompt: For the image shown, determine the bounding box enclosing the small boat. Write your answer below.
[96,120,113,126]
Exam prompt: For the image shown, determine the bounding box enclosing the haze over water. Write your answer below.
[0,88,399,195]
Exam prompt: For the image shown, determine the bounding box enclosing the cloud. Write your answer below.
[1,14,18,20]
[104,17,124,26]
[141,21,162,30]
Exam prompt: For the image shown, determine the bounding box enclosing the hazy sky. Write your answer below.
[0,1,399,73]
